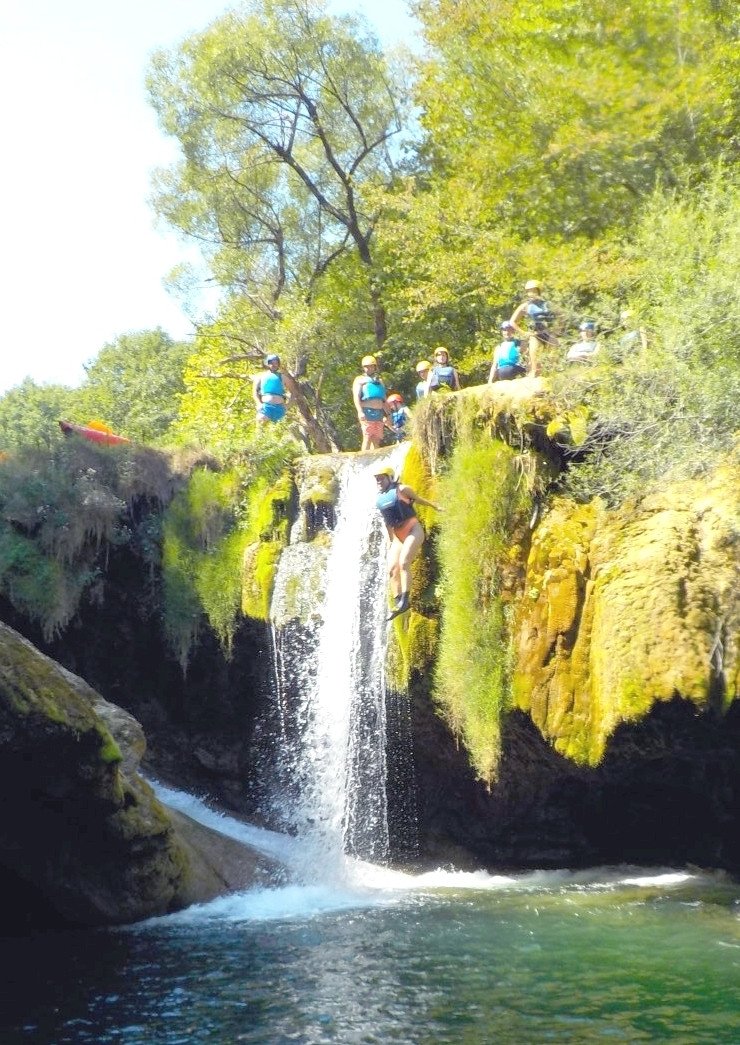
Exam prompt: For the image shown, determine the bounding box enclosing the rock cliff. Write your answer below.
[0,622,280,931]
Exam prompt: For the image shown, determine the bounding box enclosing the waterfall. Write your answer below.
[267,450,417,881]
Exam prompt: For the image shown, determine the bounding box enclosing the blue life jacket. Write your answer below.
[525,299,554,327]
[258,371,285,398]
[429,364,456,389]
[496,339,521,368]
[376,484,416,529]
[359,376,386,401]
[390,407,408,431]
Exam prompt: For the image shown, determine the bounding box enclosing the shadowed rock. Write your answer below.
[0,622,282,931]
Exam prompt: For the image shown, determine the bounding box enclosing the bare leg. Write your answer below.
[528,334,540,377]
[397,524,425,595]
[387,542,402,599]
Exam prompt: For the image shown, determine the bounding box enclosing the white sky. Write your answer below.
[0,0,418,395]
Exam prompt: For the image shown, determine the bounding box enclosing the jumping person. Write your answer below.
[425,346,461,394]
[510,279,558,376]
[352,355,388,451]
[374,465,441,620]
[489,321,527,382]
[253,353,288,424]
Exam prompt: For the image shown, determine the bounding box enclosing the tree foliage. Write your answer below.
[0,380,81,452]
[554,172,740,503]
[412,0,738,239]
[77,329,191,444]
[147,0,408,345]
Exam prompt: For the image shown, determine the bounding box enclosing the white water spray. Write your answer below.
[268,449,411,881]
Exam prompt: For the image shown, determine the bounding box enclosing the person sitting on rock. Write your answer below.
[509,279,559,376]
[566,320,600,362]
[425,347,461,394]
[415,360,432,401]
[618,309,648,354]
[489,322,527,382]
[253,354,288,424]
[374,465,441,620]
[352,354,389,451]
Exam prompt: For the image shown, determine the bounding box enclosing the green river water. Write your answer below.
[3,865,738,1044]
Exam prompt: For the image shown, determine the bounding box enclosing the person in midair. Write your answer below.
[253,353,288,424]
[425,346,461,393]
[509,279,558,376]
[374,465,441,619]
[489,321,527,382]
[352,355,389,451]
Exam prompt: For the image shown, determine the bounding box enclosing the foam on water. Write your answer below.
[149,781,713,927]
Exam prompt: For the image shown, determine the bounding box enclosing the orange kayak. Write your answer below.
[58,420,131,446]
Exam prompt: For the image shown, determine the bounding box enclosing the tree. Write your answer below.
[77,329,191,444]
[366,0,740,377]
[0,379,81,452]
[147,0,407,347]
[412,0,739,240]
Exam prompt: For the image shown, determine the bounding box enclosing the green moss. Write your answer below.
[162,462,296,661]
[242,540,282,621]
[1,625,122,773]
[298,459,339,508]
[412,383,561,478]
[240,471,295,622]
[98,733,123,765]
[433,433,531,785]
[512,466,739,766]
[387,610,439,694]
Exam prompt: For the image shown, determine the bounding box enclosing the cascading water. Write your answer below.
[267,448,417,880]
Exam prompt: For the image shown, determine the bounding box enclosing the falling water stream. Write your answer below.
[268,454,396,873]
[1,452,738,1043]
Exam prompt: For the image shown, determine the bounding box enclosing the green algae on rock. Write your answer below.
[513,465,739,765]
[432,433,534,785]
[0,622,280,928]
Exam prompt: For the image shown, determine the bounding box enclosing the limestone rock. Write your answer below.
[514,465,739,763]
[0,622,281,929]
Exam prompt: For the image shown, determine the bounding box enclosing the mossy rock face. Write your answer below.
[0,623,280,928]
[513,465,740,765]
[270,542,330,629]
[413,380,561,476]
[296,456,340,509]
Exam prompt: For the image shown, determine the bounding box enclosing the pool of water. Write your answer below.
[3,865,739,1044]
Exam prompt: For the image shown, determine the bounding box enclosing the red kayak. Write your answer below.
[58,420,131,446]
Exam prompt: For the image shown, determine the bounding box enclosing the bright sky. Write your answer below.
[0,0,418,396]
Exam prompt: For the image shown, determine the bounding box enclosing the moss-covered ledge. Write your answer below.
[513,463,739,765]
[412,378,564,476]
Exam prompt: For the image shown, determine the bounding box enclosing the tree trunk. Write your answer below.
[281,372,339,453]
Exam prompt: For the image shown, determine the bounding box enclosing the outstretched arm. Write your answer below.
[399,484,442,511]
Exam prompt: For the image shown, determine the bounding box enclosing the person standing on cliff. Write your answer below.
[489,321,527,382]
[352,355,389,451]
[509,279,559,376]
[424,346,461,394]
[374,465,441,620]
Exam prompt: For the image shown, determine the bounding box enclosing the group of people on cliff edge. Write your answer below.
[252,280,647,442]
